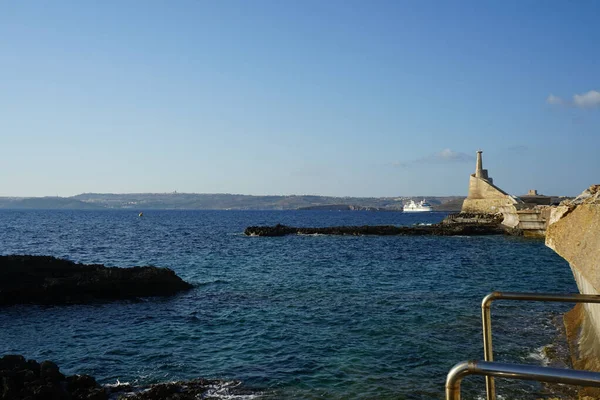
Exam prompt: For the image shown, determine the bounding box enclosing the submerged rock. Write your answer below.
[0,255,193,306]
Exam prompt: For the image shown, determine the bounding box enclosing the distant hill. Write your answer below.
[72,193,466,210]
[432,198,465,212]
[0,193,466,211]
[297,204,396,211]
[0,197,104,210]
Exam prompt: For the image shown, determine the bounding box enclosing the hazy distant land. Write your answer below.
[0,193,466,211]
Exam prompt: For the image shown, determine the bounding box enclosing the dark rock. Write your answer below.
[25,361,40,377]
[66,375,98,392]
[441,212,504,225]
[0,356,27,371]
[0,355,107,400]
[39,361,64,382]
[0,356,259,400]
[15,370,36,384]
[0,256,194,306]
[244,221,507,237]
[1,375,17,399]
[74,387,106,400]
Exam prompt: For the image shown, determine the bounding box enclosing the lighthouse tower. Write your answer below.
[474,150,491,183]
[461,150,518,213]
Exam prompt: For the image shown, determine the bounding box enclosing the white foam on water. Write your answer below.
[476,395,507,400]
[201,380,264,399]
[105,380,264,400]
[526,345,551,366]
[104,379,131,388]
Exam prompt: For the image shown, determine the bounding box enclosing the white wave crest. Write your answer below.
[527,345,551,366]
[202,380,264,399]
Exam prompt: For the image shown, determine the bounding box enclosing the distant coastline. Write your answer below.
[297,204,398,211]
[0,193,465,211]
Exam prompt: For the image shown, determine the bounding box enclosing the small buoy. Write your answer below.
[138,212,143,217]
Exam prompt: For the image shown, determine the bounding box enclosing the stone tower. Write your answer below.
[474,150,491,182]
[461,150,518,213]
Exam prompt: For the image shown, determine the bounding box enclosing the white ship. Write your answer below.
[403,200,433,212]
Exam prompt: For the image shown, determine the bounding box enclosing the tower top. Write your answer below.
[474,149,491,181]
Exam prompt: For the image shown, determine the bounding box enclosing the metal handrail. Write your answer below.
[481,291,600,400]
[446,360,600,400]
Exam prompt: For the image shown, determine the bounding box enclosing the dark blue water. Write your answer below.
[0,210,577,399]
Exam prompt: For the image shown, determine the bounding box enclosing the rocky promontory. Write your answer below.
[244,216,507,237]
[0,355,105,400]
[0,355,255,400]
[0,256,193,306]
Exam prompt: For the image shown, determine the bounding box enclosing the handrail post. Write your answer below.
[481,292,497,400]
[479,291,600,400]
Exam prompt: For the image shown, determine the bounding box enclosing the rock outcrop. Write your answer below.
[0,355,255,400]
[245,220,507,237]
[0,354,106,399]
[545,185,600,399]
[441,212,503,225]
[0,256,193,306]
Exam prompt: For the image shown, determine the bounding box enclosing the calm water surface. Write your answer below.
[0,210,577,399]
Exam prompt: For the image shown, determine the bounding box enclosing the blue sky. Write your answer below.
[1,1,599,197]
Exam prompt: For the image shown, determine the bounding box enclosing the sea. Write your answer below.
[0,209,579,399]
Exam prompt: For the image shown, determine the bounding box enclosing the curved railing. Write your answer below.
[446,360,600,400]
[481,292,600,400]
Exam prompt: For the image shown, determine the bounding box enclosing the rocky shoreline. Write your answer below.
[244,213,510,237]
[0,256,193,306]
[0,355,256,400]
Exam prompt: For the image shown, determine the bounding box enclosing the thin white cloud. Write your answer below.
[547,89,600,109]
[389,161,409,168]
[573,90,600,108]
[391,149,474,168]
[546,94,564,105]
[418,148,475,164]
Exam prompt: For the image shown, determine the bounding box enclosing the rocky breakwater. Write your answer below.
[0,255,193,306]
[545,185,600,399]
[245,214,507,237]
[0,355,255,400]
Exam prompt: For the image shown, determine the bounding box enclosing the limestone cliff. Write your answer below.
[546,185,600,398]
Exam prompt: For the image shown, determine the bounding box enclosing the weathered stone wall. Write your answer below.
[461,175,520,214]
[462,198,513,213]
[500,205,553,237]
[546,185,600,397]
[466,175,509,200]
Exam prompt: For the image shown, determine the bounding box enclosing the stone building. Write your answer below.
[461,150,521,214]
[519,189,554,206]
